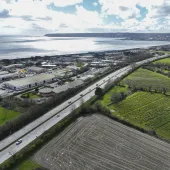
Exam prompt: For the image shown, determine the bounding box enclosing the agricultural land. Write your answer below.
[99,57,170,140]
[32,114,170,170]
[10,56,170,170]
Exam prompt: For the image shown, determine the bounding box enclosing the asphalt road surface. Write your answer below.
[33,114,170,170]
[0,54,168,164]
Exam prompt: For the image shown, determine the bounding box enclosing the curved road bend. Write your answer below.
[0,54,168,164]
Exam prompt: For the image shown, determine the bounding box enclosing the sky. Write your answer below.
[0,0,170,35]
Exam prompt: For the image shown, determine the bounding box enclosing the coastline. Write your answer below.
[0,43,169,62]
[1,35,170,60]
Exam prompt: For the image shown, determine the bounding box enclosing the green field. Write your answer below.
[154,57,170,64]
[76,62,85,68]
[22,92,40,99]
[100,67,170,140]
[152,50,170,55]
[100,86,129,107]
[122,68,170,92]
[0,107,20,125]
[100,88,170,139]
[155,68,169,74]
[15,160,44,170]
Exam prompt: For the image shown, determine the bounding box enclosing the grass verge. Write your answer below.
[121,68,170,91]
[0,107,20,125]
[16,160,44,170]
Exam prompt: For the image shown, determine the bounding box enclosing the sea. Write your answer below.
[0,35,170,59]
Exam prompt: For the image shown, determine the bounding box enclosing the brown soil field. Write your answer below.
[33,114,170,170]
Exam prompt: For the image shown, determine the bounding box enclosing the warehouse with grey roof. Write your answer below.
[4,74,56,91]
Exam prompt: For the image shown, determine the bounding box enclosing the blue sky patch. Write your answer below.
[136,4,148,21]
[82,0,101,13]
[47,3,76,14]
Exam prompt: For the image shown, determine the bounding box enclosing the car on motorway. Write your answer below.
[68,101,72,104]
[80,94,83,97]
[57,114,60,117]
[37,99,41,103]
[16,139,22,145]
[96,84,98,86]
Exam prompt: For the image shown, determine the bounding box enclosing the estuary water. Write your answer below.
[0,35,170,59]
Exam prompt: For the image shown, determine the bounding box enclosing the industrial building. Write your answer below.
[0,71,9,76]
[51,79,84,94]
[27,67,47,74]
[39,88,54,97]
[0,73,19,81]
[4,74,57,91]
[90,62,108,67]
[2,64,23,71]
[41,64,57,68]
[52,68,72,78]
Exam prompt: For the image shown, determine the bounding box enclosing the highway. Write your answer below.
[0,54,168,164]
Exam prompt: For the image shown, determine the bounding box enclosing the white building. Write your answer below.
[4,74,56,91]
[42,64,57,68]
[102,60,114,63]
[90,62,108,67]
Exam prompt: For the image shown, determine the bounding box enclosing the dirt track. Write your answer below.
[33,114,170,170]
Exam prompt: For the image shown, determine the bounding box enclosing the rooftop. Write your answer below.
[52,80,84,94]
[28,66,45,71]
[39,88,53,94]
[5,74,56,87]
[0,72,18,79]
[0,71,9,76]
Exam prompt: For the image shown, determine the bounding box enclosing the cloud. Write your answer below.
[0,9,10,18]
[43,0,83,7]
[36,16,52,21]
[75,5,103,27]
[0,0,170,34]
[3,25,15,28]
[31,23,46,30]
[59,23,68,28]
[150,1,170,18]
[21,15,35,21]
[119,6,129,11]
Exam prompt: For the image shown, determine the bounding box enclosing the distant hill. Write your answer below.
[45,33,170,41]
